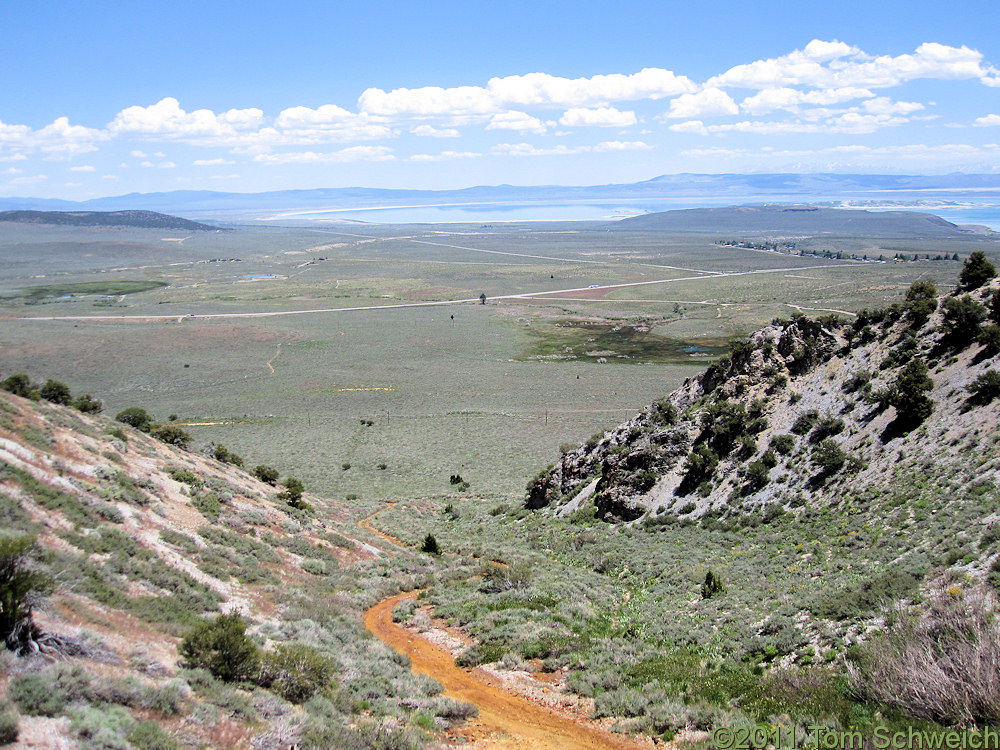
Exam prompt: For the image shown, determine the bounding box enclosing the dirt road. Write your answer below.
[365,590,650,750]
[18,263,855,323]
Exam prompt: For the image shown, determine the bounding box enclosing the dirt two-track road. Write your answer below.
[365,590,650,750]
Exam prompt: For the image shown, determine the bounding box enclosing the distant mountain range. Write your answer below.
[2,173,999,221]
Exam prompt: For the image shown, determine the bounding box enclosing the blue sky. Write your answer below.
[2,0,1000,199]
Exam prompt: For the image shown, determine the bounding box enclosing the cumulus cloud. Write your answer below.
[70,165,95,172]
[665,88,738,119]
[110,98,264,141]
[411,125,460,138]
[0,117,105,160]
[740,87,874,115]
[802,39,857,62]
[705,111,909,135]
[359,68,695,118]
[593,140,651,152]
[409,150,481,162]
[491,140,650,157]
[4,40,999,182]
[109,98,394,149]
[492,142,582,157]
[252,146,396,164]
[10,174,47,185]
[274,104,357,129]
[559,107,637,127]
[273,104,392,142]
[486,111,548,134]
[861,97,924,115]
[682,142,1000,165]
[708,40,991,90]
[0,121,31,143]
[669,120,709,135]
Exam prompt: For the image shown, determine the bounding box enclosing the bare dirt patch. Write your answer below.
[366,591,651,750]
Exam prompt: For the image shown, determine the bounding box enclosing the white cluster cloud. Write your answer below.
[486,111,549,134]
[358,68,695,118]
[411,125,460,138]
[681,142,1000,168]
[409,150,481,162]
[193,158,235,166]
[110,97,264,138]
[251,146,396,165]
[707,41,992,90]
[3,38,999,186]
[271,104,392,142]
[492,140,651,157]
[685,111,911,136]
[740,87,875,115]
[559,107,637,127]
[0,116,106,160]
[666,88,739,119]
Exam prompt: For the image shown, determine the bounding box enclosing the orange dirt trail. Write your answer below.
[365,590,649,750]
[357,502,406,547]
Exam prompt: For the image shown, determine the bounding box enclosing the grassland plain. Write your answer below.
[0,215,994,501]
[2,211,1000,748]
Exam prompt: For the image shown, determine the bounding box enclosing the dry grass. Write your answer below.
[850,577,1000,726]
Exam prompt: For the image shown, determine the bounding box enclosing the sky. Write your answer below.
[2,0,1000,200]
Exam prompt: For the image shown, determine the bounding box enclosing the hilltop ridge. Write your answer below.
[0,210,217,231]
[609,204,979,237]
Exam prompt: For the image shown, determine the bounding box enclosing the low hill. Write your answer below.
[0,210,217,231]
[610,204,976,237]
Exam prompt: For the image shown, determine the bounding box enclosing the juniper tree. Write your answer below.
[0,535,51,652]
[889,358,934,426]
[39,379,71,405]
[959,251,997,291]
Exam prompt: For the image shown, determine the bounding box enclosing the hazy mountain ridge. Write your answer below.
[3,173,999,217]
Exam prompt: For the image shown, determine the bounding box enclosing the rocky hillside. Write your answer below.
[0,389,464,748]
[528,266,1000,553]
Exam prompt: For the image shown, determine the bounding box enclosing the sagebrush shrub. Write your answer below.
[850,580,1000,725]
[258,643,336,704]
